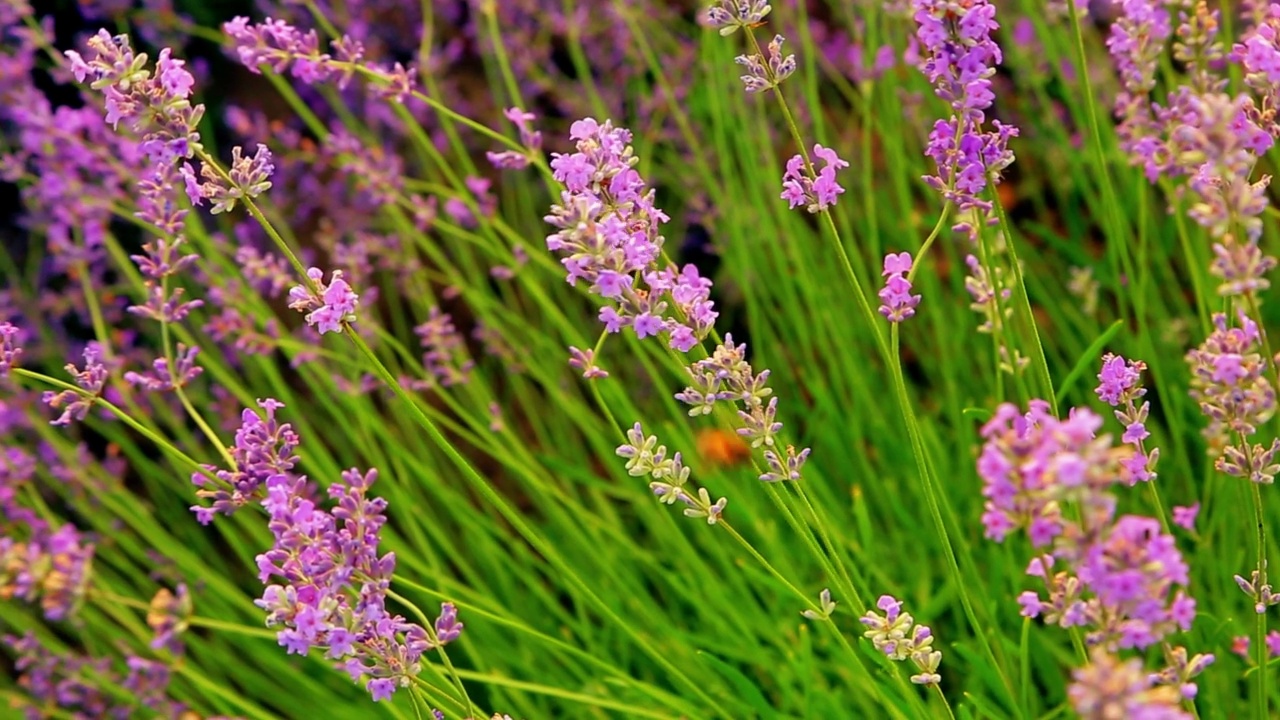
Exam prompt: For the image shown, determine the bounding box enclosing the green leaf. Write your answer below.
[696,650,781,720]
[1054,320,1125,407]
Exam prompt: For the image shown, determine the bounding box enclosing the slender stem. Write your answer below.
[1251,479,1269,718]
[386,587,476,718]
[12,368,218,484]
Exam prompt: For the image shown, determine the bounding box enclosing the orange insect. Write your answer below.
[695,428,752,469]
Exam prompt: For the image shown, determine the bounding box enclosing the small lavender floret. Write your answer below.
[42,343,109,426]
[617,422,726,524]
[859,595,943,685]
[705,0,772,35]
[288,267,360,335]
[736,34,795,93]
[781,144,848,213]
[0,322,21,378]
[878,252,920,322]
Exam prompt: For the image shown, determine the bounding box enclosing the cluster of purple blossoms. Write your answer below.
[1068,649,1191,719]
[1186,312,1279,483]
[780,144,849,213]
[182,143,275,214]
[962,254,1026,373]
[0,522,95,622]
[1019,516,1196,651]
[979,399,1208,695]
[704,0,772,35]
[1097,354,1159,484]
[858,595,943,685]
[1236,7,1280,137]
[912,0,1018,235]
[1234,564,1280,615]
[978,401,1116,545]
[190,399,299,524]
[567,346,608,379]
[487,107,543,170]
[224,16,412,101]
[878,252,920,322]
[1107,0,1172,163]
[1111,1,1277,296]
[63,33,213,330]
[0,322,21,377]
[64,30,202,167]
[147,584,192,655]
[288,267,360,335]
[42,343,109,427]
[413,307,475,388]
[256,466,461,701]
[545,118,717,353]
[0,429,95,624]
[124,344,203,393]
[224,16,363,89]
[674,335,811,482]
[736,34,796,93]
[617,423,727,524]
[3,633,197,720]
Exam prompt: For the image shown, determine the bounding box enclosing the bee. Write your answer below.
[695,428,752,469]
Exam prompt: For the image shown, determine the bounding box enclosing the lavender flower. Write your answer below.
[544,118,717,351]
[878,252,921,322]
[124,343,202,392]
[977,401,1117,544]
[567,346,608,379]
[1107,0,1172,167]
[913,0,1018,235]
[415,307,474,388]
[288,267,360,335]
[1149,645,1215,701]
[0,322,21,378]
[780,144,848,213]
[1234,564,1280,614]
[255,467,458,700]
[65,32,203,166]
[1171,503,1200,531]
[486,107,542,170]
[1096,354,1159,484]
[736,34,796,93]
[184,143,275,214]
[705,0,772,35]
[1186,312,1279,483]
[42,343,109,426]
[617,423,726,524]
[674,335,811,481]
[1068,649,1190,719]
[859,595,943,685]
[0,522,95,621]
[191,398,299,523]
[800,588,837,620]
[147,584,191,655]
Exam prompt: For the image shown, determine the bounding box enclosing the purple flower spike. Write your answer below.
[434,602,463,645]
[736,34,795,93]
[1171,503,1199,531]
[705,0,772,35]
[288,267,359,335]
[860,595,942,684]
[878,252,921,322]
[1070,650,1190,718]
[43,343,110,426]
[0,322,22,378]
[545,118,718,350]
[781,144,848,213]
